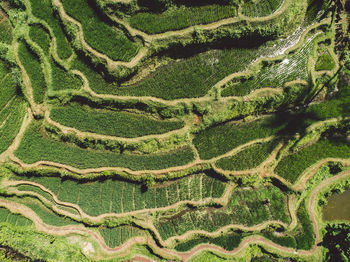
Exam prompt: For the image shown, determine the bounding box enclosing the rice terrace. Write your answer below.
[0,0,349,260]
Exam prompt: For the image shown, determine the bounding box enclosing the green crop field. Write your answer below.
[50,103,184,137]
[0,0,348,260]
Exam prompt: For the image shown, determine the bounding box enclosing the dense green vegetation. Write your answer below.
[242,0,283,17]
[193,116,286,160]
[29,25,51,54]
[275,137,350,183]
[215,139,280,171]
[61,0,140,61]
[295,200,315,250]
[222,36,316,96]
[50,59,82,91]
[10,174,225,216]
[0,207,32,227]
[156,185,290,240]
[99,226,146,248]
[15,122,195,170]
[0,0,345,260]
[18,41,45,104]
[0,98,27,154]
[129,4,238,34]
[29,0,72,59]
[50,103,184,137]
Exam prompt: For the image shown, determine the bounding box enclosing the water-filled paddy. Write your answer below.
[322,189,350,221]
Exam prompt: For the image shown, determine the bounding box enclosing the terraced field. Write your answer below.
[0,0,349,261]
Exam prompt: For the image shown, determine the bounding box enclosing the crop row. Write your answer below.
[0,206,32,227]
[15,121,195,170]
[11,173,225,217]
[155,185,289,240]
[49,103,184,138]
[193,115,287,160]
[215,139,280,171]
[0,97,27,154]
[275,137,350,183]
[60,0,140,62]
[71,44,260,99]
[242,0,283,18]
[129,4,238,34]
[29,0,72,59]
[99,226,146,248]
[222,36,316,97]
[18,40,46,104]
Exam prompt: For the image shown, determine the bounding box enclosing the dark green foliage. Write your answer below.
[116,47,260,99]
[322,223,350,262]
[156,185,290,240]
[193,116,286,160]
[295,200,315,250]
[129,5,238,34]
[72,46,260,99]
[29,25,51,54]
[0,19,12,44]
[242,0,283,17]
[50,103,184,137]
[275,138,350,183]
[18,41,45,103]
[29,0,72,59]
[15,121,195,170]
[50,59,82,91]
[61,0,140,61]
[215,139,279,171]
[263,232,297,248]
[175,232,244,252]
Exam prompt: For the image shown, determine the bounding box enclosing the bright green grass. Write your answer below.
[193,115,287,160]
[50,59,82,91]
[275,137,350,183]
[0,98,27,154]
[18,41,46,104]
[49,103,184,137]
[156,185,289,240]
[315,50,336,71]
[29,0,72,59]
[129,4,238,34]
[29,25,51,54]
[61,0,140,61]
[15,121,195,170]
[215,139,280,171]
[99,226,146,248]
[0,59,8,81]
[222,37,316,96]
[0,207,32,227]
[0,19,12,44]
